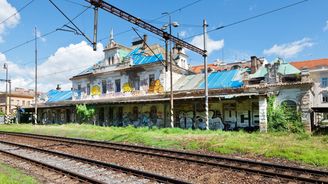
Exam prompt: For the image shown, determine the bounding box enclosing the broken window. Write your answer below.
[102,80,107,94]
[149,74,155,87]
[133,76,140,90]
[86,83,90,95]
[115,79,121,92]
[323,92,328,103]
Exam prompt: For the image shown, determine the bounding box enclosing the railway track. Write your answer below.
[1,131,328,183]
[0,139,190,184]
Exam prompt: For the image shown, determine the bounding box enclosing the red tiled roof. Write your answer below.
[290,58,328,70]
[191,62,251,74]
[191,64,220,74]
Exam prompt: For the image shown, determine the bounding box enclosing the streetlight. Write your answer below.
[3,63,8,123]
[161,12,179,128]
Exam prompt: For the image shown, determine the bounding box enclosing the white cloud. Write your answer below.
[323,20,328,32]
[191,35,224,55]
[263,38,313,58]
[0,41,104,92]
[0,0,21,42]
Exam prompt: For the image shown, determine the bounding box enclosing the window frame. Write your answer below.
[322,92,328,103]
[115,79,121,92]
[321,77,328,87]
[101,80,107,94]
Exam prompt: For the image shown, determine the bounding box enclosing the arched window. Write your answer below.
[281,100,297,110]
[231,65,241,70]
[112,56,115,64]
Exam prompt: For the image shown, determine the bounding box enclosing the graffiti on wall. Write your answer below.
[179,111,224,130]
[122,82,133,93]
[116,111,163,128]
[148,80,164,93]
[91,85,101,96]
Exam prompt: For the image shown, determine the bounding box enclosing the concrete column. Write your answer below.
[300,91,312,132]
[259,96,268,133]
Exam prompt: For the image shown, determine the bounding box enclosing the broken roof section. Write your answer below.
[174,70,244,91]
[76,47,163,76]
[126,47,163,65]
[47,89,72,103]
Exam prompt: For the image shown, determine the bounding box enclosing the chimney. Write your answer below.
[56,84,61,91]
[250,56,258,74]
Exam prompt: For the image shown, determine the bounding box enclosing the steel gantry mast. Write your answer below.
[85,0,209,129]
[86,0,205,56]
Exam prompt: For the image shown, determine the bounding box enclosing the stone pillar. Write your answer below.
[300,91,312,132]
[259,96,268,133]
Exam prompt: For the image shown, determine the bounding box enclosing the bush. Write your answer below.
[76,104,95,124]
[267,96,304,133]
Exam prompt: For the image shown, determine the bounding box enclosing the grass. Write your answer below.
[0,123,327,168]
[0,162,38,184]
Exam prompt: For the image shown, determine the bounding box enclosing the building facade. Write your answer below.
[291,59,328,128]
[23,35,314,132]
[0,88,35,114]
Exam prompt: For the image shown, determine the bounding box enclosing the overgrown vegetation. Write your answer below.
[76,104,95,124]
[267,96,304,133]
[0,124,327,168]
[0,162,38,184]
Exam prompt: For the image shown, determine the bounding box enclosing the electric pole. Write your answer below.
[34,27,38,124]
[203,19,209,130]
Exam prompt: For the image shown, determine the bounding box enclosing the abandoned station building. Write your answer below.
[24,34,315,132]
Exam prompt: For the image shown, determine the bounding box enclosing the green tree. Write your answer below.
[76,104,95,124]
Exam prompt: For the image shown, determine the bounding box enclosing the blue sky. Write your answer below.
[0,0,327,91]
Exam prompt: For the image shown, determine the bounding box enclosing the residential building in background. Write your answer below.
[291,59,328,127]
[0,88,35,114]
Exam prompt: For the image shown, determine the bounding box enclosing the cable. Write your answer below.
[184,0,309,40]
[62,0,90,8]
[0,0,35,25]
[150,0,203,22]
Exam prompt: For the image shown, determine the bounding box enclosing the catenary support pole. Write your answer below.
[93,6,98,51]
[4,63,8,124]
[34,27,38,125]
[169,15,174,128]
[203,19,209,130]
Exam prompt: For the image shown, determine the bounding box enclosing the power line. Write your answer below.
[62,0,90,8]
[2,0,202,75]
[184,0,309,40]
[151,0,203,21]
[0,0,35,25]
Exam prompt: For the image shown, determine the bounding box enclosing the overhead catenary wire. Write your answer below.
[183,0,309,40]
[2,0,200,66]
[0,0,35,25]
[1,0,203,79]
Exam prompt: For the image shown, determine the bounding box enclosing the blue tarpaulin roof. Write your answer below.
[77,47,163,76]
[47,89,72,103]
[198,70,243,89]
[127,47,163,65]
